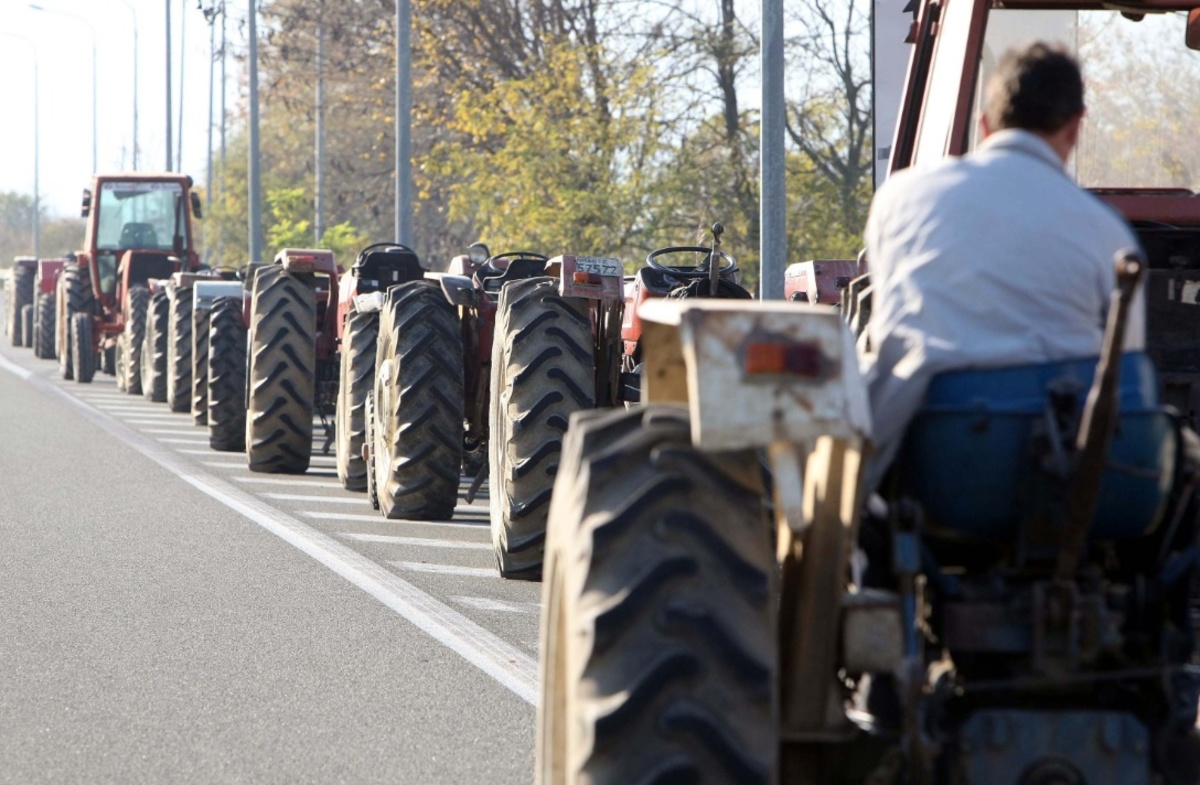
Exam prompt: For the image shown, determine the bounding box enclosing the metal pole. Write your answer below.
[166,0,173,171]
[206,5,216,266]
[131,8,138,169]
[315,8,325,242]
[759,0,786,300]
[395,0,412,245]
[248,0,264,261]
[177,0,186,172]
[219,2,226,260]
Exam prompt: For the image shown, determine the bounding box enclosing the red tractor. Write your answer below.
[6,256,37,348]
[56,174,203,385]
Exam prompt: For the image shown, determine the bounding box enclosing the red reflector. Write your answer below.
[572,271,602,285]
[744,341,823,377]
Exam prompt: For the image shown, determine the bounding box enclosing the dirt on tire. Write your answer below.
[246,265,316,473]
[537,404,777,785]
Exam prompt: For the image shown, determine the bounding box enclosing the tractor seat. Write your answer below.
[895,352,1177,543]
[119,222,159,249]
[353,248,424,292]
[476,257,546,294]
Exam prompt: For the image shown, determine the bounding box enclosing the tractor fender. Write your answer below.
[193,281,245,314]
[438,274,478,308]
[353,291,386,314]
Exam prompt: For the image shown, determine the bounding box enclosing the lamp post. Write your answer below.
[395,0,412,245]
[760,0,786,300]
[105,0,139,169]
[247,0,263,261]
[29,3,97,175]
[0,31,39,256]
[166,0,172,171]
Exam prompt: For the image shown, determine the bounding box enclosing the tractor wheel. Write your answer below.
[8,264,35,347]
[336,310,379,491]
[57,265,93,381]
[19,304,33,348]
[372,281,464,519]
[101,344,116,376]
[246,265,315,473]
[70,312,96,384]
[537,404,777,785]
[489,277,595,580]
[365,389,380,510]
[191,305,211,425]
[207,296,247,452]
[141,292,169,402]
[34,293,55,359]
[117,287,148,395]
[167,287,194,413]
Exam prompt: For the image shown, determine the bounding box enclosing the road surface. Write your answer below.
[0,298,541,784]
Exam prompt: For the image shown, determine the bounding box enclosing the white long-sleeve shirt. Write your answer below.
[861,129,1143,486]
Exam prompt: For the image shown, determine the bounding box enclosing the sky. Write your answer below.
[0,0,242,218]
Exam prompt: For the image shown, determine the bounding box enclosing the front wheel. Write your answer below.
[207,296,247,451]
[70,313,96,384]
[141,292,169,402]
[336,310,379,491]
[19,304,33,348]
[537,405,777,785]
[117,287,149,395]
[34,293,55,359]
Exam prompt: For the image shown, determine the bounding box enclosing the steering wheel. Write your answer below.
[647,245,737,278]
[486,251,549,268]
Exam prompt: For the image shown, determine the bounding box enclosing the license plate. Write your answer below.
[575,256,622,277]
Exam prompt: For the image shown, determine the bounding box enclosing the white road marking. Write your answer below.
[96,405,159,412]
[302,511,487,530]
[453,505,489,516]
[142,428,206,435]
[0,352,538,706]
[201,461,248,469]
[453,596,540,614]
[262,493,365,504]
[340,533,491,550]
[123,417,190,424]
[235,477,340,488]
[392,561,495,578]
[157,438,212,445]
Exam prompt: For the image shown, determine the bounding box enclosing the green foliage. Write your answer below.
[0,192,85,268]
[265,187,367,264]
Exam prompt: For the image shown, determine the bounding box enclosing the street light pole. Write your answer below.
[395,0,412,245]
[760,0,786,300]
[177,0,186,172]
[205,3,217,267]
[247,0,264,261]
[28,4,97,175]
[166,0,173,171]
[315,5,325,242]
[0,32,40,255]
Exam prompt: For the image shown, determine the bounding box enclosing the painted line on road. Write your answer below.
[392,561,495,578]
[201,461,249,469]
[302,511,487,530]
[157,438,212,445]
[96,405,161,412]
[124,417,192,424]
[0,352,538,706]
[142,428,207,436]
[262,493,365,504]
[453,596,540,615]
[341,533,492,551]
[234,477,341,489]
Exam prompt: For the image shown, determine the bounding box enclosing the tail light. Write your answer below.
[743,339,825,378]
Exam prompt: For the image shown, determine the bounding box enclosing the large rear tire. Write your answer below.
[57,265,94,381]
[489,277,595,580]
[207,296,247,452]
[34,293,55,359]
[191,304,211,425]
[372,281,464,519]
[117,287,148,395]
[537,405,777,785]
[336,310,379,491]
[8,264,34,346]
[70,312,96,384]
[246,265,316,473]
[141,292,169,402]
[167,286,194,413]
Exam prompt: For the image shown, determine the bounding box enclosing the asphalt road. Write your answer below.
[0,299,541,784]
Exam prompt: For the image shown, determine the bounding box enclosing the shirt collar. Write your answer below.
[977,128,1065,171]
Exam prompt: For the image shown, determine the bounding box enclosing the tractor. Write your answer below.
[31,258,67,359]
[56,174,202,385]
[534,3,1200,784]
[483,226,753,580]
[244,249,342,473]
[6,256,37,348]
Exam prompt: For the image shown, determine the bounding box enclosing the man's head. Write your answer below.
[981,42,1085,162]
